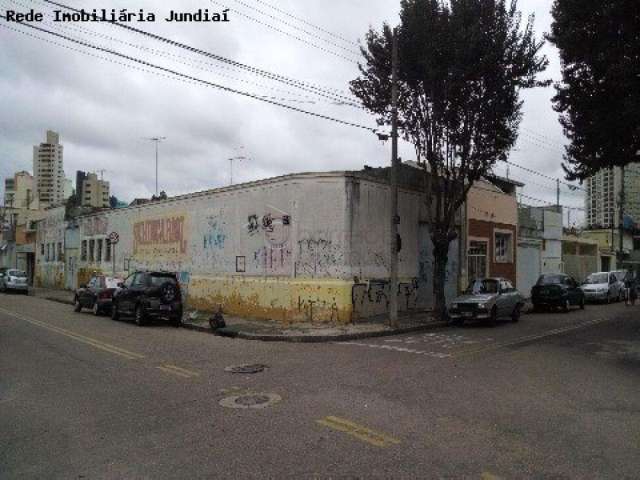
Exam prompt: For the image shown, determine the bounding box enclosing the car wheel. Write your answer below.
[134,304,146,327]
[563,299,571,313]
[111,301,120,321]
[171,313,183,328]
[511,304,521,323]
[73,297,82,312]
[92,301,100,316]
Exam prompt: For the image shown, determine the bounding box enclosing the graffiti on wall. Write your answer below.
[351,280,418,320]
[297,295,339,323]
[296,237,344,278]
[249,206,292,275]
[133,215,188,260]
[203,214,227,251]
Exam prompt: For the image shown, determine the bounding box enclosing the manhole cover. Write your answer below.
[219,393,282,409]
[224,364,268,374]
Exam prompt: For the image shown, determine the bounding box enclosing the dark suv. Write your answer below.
[111,271,183,326]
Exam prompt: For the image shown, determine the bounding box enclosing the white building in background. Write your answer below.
[585,163,640,228]
[78,172,110,208]
[33,130,66,207]
[4,171,34,209]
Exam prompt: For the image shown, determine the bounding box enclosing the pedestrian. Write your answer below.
[625,273,637,306]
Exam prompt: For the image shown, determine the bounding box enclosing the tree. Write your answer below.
[351,0,548,320]
[549,0,640,180]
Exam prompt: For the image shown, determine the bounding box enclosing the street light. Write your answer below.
[144,136,167,195]
[228,156,249,185]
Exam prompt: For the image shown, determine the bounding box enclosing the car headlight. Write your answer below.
[478,303,487,309]
[451,303,459,310]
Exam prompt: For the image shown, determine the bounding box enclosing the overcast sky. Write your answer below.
[0,0,585,224]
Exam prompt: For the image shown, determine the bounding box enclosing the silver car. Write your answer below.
[0,268,29,294]
[581,272,622,303]
[449,278,525,325]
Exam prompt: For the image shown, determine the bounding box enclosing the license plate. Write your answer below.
[463,312,474,318]
[160,305,172,311]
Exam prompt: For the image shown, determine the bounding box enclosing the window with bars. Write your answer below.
[494,231,513,263]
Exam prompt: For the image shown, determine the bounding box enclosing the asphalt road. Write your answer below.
[1,294,639,479]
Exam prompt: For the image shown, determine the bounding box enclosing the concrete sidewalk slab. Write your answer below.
[28,287,447,342]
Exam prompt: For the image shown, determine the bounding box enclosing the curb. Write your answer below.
[43,296,74,306]
[182,320,448,343]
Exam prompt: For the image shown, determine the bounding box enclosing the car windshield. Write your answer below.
[104,277,122,289]
[8,270,27,278]
[537,275,564,286]
[467,279,499,294]
[150,275,177,287]
[585,273,608,284]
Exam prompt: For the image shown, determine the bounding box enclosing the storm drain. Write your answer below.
[219,393,281,409]
[224,364,268,374]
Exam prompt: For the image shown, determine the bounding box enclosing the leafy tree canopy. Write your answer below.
[549,0,640,180]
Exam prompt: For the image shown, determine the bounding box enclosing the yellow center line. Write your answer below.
[0,307,145,360]
[317,416,401,448]
[156,366,194,378]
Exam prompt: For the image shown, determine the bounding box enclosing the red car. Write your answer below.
[74,275,123,316]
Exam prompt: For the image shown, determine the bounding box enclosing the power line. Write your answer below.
[505,160,587,192]
[251,0,359,46]
[228,0,360,56]
[0,16,376,133]
[209,0,360,64]
[42,0,360,105]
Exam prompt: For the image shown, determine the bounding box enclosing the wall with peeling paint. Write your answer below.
[35,207,66,289]
[57,171,458,324]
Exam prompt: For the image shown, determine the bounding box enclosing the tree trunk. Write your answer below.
[432,238,450,321]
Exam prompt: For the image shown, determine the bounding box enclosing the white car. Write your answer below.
[581,272,623,303]
[0,268,29,294]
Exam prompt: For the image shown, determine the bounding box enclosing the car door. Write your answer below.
[128,273,149,312]
[117,274,136,313]
[609,273,619,298]
[80,277,96,307]
[496,281,511,317]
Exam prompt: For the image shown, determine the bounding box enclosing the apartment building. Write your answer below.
[4,171,34,209]
[76,171,110,208]
[33,130,66,206]
[585,163,640,228]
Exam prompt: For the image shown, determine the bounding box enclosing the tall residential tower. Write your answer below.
[585,164,640,229]
[33,130,65,206]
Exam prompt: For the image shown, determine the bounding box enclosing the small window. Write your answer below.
[40,243,45,256]
[105,239,112,262]
[89,239,95,263]
[57,242,63,261]
[81,240,87,261]
[495,232,513,263]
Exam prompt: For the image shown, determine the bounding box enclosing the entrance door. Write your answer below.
[468,240,488,283]
[416,223,460,309]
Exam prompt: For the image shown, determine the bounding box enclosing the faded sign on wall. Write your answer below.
[133,215,188,260]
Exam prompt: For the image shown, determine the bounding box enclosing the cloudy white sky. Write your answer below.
[0,0,585,224]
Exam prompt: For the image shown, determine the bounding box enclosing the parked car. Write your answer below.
[531,273,585,312]
[111,271,183,326]
[612,270,629,300]
[74,275,123,315]
[581,272,623,303]
[0,268,29,294]
[448,277,524,325]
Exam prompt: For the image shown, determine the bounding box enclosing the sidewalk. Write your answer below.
[28,287,445,342]
[182,311,445,343]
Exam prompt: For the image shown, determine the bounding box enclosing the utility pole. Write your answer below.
[389,28,400,329]
[556,178,561,213]
[619,165,626,263]
[145,137,166,195]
